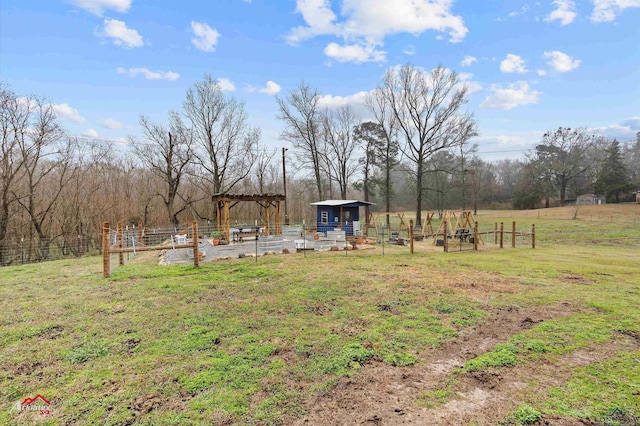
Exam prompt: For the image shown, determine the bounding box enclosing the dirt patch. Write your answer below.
[295,302,628,425]
[37,324,65,340]
[129,393,163,416]
[520,316,543,329]
[122,338,141,352]
[558,274,595,285]
[616,329,640,342]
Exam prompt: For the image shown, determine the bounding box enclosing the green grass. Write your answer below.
[543,352,640,422]
[1,206,639,424]
[501,405,543,425]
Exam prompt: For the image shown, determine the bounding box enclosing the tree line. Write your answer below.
[2,64,639,264]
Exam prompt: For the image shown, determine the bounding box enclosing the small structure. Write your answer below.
[576,194,606,205]
[212,193,286,242]
[634,191,640,203]
[311,200,374,236]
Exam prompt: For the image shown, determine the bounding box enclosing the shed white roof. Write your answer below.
[310,200,374,207]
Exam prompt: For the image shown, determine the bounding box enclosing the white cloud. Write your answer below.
[67,0,131,16]
[458,72,482,95]
[480,81,541,110]
[500,54,528,73]
[190,21,220,52]
[403,44,416,56]
[102,19,143,48]
[324,42,386,63]
[461,55,478,67]
[117,67,180,80]
[508,5,529,17]
[545,0,577,25]
[537,69,548,76]
[591,116,640,140]
[217,78,236,92]
[544,50,581,72]
[287,0,468,63]
[591,0,640,22]
[53,103,85,123]
[258,81,281,96]
[101,118,123,129]
[113,137,130,146]
[82,128,99,138]
[317,90,372,109]
[620,117,640,130]
[495,5,529,21]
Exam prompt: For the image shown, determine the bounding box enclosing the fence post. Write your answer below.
[443,220,448,253]
[138,223,143,247]
[512,221,516,248]
[192,221,199,268]
[531,224,536,249]
[409,219,414,254]
[474,222,478,251]
[500,222,504,249]
[494,222,498,245]
[117,222,124,266]
[102,222,110,278]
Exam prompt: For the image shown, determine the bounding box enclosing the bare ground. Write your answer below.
[295,303,638,426]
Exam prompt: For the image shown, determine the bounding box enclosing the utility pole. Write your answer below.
[282,147,289,225]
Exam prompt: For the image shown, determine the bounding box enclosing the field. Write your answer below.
[1,205,639,425]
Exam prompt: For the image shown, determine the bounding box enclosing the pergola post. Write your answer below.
[216,203,222,232]
[223,201,230,242]
[275,201,281,235]
[265,203,271,235]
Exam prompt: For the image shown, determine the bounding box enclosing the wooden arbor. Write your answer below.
[212,193,286,242]
[433,210,484,245]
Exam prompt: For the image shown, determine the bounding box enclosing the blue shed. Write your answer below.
[310,200,374,236]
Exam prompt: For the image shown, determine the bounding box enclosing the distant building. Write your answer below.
[576,194,606,205]
[634,191,640,203]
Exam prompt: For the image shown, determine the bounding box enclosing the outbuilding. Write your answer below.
[576,194,606,205]
[310,200,374,236]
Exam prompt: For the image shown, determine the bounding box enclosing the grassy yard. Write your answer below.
[1,205,639,425]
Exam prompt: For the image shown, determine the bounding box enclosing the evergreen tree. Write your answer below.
[593,140,633,202]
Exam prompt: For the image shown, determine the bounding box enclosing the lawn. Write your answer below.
[1,204,639,425]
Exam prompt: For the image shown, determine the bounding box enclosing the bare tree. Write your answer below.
[13,96,73,259]
[0,85,25,264]
[492,159,523,202]
[276,82,324,200]
[531,127,595,206]
[184,75,258,220]
[467,155,495,214]
[320,105,360,199]
[132,112,193,225]
[378,64,478,225]
[365,91,402,225]
[254,144,276,193]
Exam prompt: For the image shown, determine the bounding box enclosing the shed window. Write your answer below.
[321,211,328,224]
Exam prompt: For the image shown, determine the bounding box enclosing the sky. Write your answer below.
[1,0,639,162]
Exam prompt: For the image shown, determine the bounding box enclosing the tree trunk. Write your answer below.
[415,162,424,226]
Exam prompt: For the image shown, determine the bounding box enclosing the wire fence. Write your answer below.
[3,208,639,268]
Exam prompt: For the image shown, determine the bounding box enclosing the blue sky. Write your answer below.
[1,0,639,161]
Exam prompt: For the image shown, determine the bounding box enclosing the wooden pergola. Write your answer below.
[212,193,286,242]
